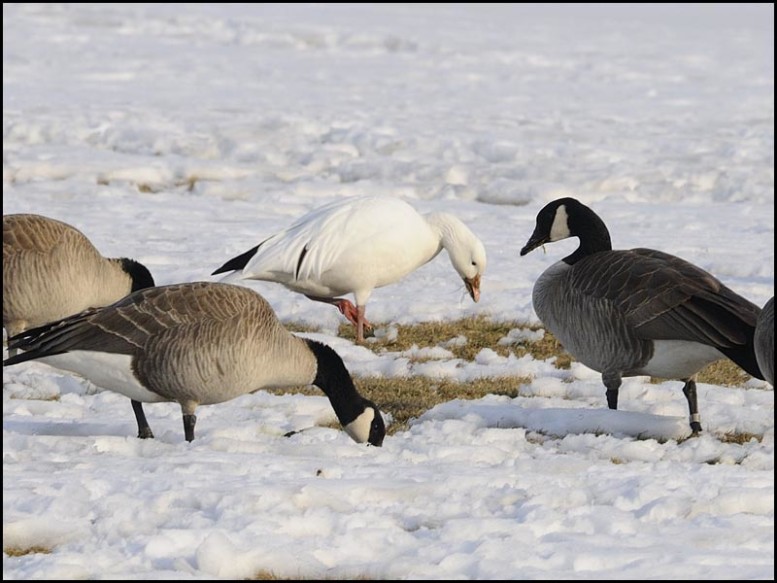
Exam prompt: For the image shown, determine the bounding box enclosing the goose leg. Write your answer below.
[131,400,155,439]
[602,372,622,410]
[304,295,372,342]
[183,414,197,442]
[681,376,703,435]
[356,305,368,344]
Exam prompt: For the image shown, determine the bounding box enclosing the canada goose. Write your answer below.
[3,213,156,438]
[520,197,764,434]
[754,296,774,386]
[3,281,386,446]
[212,195,487,343]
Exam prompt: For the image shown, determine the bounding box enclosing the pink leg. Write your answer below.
[305,295,371,342]
[355,305,371,343]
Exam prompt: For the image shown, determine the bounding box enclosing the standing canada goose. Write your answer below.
[212,195,487,343]
[3,213,156,438]
[3,282,386,446]
[754,296,774,386]
[520,197,764,435]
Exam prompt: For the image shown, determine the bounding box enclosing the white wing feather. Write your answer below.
[242,196,419,284]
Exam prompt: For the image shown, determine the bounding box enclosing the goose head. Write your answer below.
[342,398,386,447]
[427,212,487,302]
[305,339,387,446]
[520,197,612,257]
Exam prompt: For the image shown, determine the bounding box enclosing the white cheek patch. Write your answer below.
[343,407,375,443]
[549,204,570,242]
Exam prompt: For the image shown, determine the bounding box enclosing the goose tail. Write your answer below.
[212,244,261,276]
[719,332,764,381]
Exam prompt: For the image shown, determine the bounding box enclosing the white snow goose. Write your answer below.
[3,281,386,446]
[520,197,764,435]
[3,213,156,438]
[212,195,487,343]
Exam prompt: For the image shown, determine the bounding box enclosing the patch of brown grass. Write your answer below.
[4,545,52,557]
[697,360,754,387]
[264,386,320,398]
[339,316,572,366]
[284,321,323,335]
[7,393,60,402]
[717,431,763,445]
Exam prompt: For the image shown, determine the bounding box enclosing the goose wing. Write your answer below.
[241,196,424,284]
[5,282,269,359]
[240,206,348,283]
[570,249,760,347]
[5,214,64,254]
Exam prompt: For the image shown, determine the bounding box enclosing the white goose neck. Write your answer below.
[424,212,465,247]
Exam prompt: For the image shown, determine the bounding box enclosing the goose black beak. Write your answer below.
[464,274,481,303]
[520,231,547,256]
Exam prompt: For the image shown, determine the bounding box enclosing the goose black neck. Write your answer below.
[565,201,613,265]
[305,339,365,425]
[119,258,156,291]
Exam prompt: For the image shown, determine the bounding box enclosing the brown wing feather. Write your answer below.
[5,282,275,358]
[3,214,90,255]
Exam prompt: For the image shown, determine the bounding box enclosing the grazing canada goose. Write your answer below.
[3,213,156,438]
[520,197,764,434]
[212,195,487,343]
[754,296,774,386]
[3,282,386,446]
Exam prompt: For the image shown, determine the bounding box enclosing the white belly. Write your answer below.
[39,352,168,404]
[639,340,725,379]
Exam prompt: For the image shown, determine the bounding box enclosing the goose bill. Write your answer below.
[464,274,481,302]
[520,233,548,256]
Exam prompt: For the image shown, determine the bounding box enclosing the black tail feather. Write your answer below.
[211,244,261,275]
[4,348,66,367]
[720,339,764,380]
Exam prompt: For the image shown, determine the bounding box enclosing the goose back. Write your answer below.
[3,214,154,335]
[134,288,318,405]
